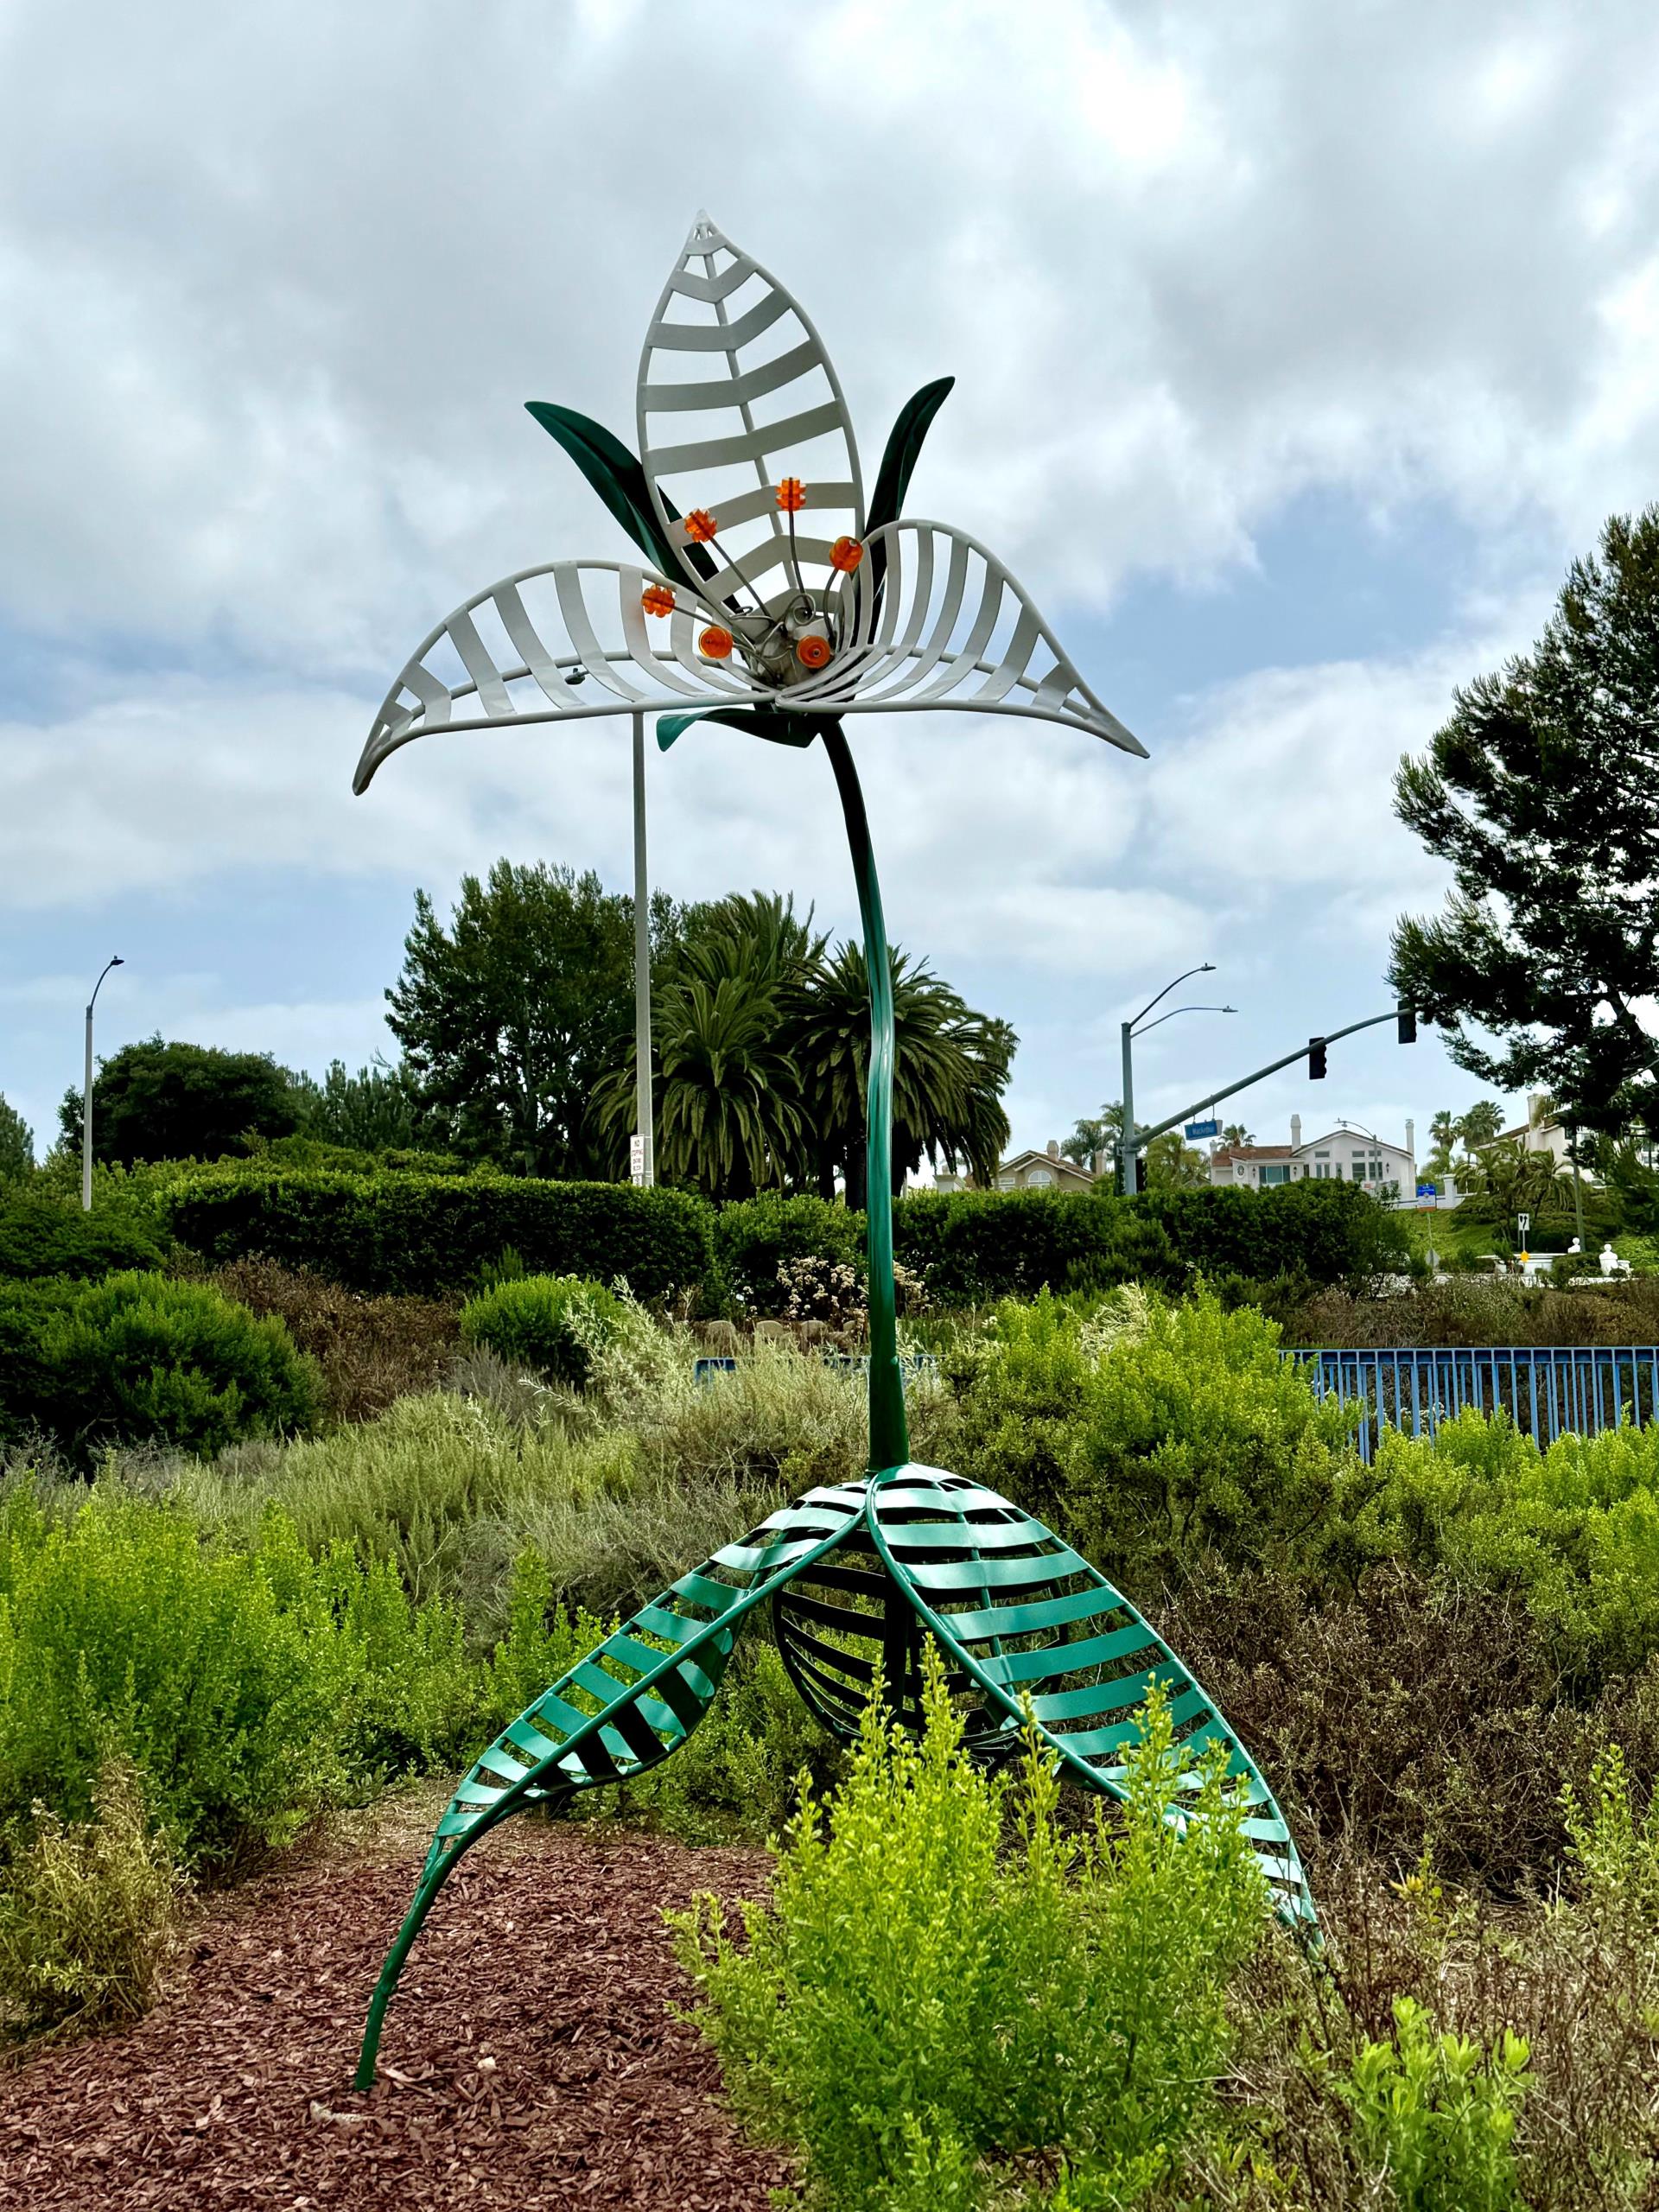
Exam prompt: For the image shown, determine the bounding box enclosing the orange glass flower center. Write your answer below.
[641,583,676,619]
[776,478,805,512]
[830,537,865,573]
[698,626,734,659]
[684,510,719,543]
[795,634,832,670]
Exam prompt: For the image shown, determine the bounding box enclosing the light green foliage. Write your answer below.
[460,1272,627,1390]
[0,1756,185,2041]
[952,1287,1353,1593]
[1561,1744,1659,1930]
[618,1642,835,1845]
[0,1482,528,1864]
[671,1653,1269,2210]
[1340,1997,1529,2211]
[483,1544,611,1725]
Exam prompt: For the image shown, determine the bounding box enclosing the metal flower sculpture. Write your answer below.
[353,215,1313,2089]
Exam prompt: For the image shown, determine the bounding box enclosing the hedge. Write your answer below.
[154,1165,1406,1311]
[893,1191,1183,1305]
[0,1191,162,1281]
[160,1166,715,1301]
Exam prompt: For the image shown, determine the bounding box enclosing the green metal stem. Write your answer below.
[821,723,909,1476]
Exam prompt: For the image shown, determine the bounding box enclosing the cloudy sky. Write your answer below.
[4,0,1657,1170]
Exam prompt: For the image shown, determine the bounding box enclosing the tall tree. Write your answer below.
[1456,1100,1506,1149]
[386,862,682,1178]
[59,1039,303,1166]
[1390,506,1659,1140]
[0,1095,33,1184]
[290,1058,433,1153]
[791,944,1013,1205]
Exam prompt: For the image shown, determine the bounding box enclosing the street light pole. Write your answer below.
[1117,963,1225,1195]
[81,955,124,1211]
[630,711,655,1188]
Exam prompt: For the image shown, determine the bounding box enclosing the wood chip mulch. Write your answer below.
[0,1822,792,2210]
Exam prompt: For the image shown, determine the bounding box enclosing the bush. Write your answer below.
[671,1656,1269,2210]
[1134,1178,1410,1287]
[1340,1997,1529,2210]
[893,1188,1182,1305]
[200,1255,459,1422]
[161,1164,715,1301]
[460,1273,626,1390]
[0,1272,322,1463]
[714,1195,866,1315]
[950,1287,1355,1595]
[0,1757,186,2043]
[0,1190,162,1281]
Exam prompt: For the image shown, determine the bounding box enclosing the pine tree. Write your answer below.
[1390,506,1659,1139]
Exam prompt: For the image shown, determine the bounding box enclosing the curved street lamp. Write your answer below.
[1119,964,1236,1194]
[81,955,124,1211]
[349,217,1313,2086]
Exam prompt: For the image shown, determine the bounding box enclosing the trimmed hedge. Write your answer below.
[0,1192,162,1281]
[161,1166,715,1301]
[893,1191,1182,1305]
[150,1164,1405,1312]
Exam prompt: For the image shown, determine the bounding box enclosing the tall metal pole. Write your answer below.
[631,711,655,1187]
[1120,1020,1136,1197]
[81,954,123,1211]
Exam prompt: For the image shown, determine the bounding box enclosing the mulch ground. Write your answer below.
[0,1813,792,2210]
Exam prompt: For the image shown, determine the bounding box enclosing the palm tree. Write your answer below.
[1220,1122,1255,1148]
[1465,1141,1572,1227]
[1061,1106,1123,1166]
[1456,1099,1506,1149]
[791,943,1013,1204]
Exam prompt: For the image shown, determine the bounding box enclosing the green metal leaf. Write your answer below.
[656,707,832,753]
[524,403,716,587]
[866,376,955,535]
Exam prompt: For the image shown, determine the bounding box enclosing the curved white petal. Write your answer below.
[636,213,864,629]
[353,561,772,792]
[782,519,1146,754]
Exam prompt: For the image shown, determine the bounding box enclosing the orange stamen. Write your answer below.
[698,626,734,659]
[830,536,865,574]
[683,510,719,543]
[795,635,831,670]
[641,583,676,618]
[776,478,806,512]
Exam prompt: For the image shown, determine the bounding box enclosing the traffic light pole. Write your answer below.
[1126,1007,1413,1168]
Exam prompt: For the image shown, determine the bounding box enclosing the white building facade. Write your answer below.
[1208,1115,1416,1198]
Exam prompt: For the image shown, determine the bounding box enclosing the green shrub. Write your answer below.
[714,1194,866,1315]
[0,1756,186,2042]
[950,1287,1355,1594]
[893,1189,1182,1305]
[1134,1178,1410,1286]
[161,1164,715,1300]
[1340,1997,1529,2211]
[0,1272,322,1463]
[460,1273,626,1389]
[0,1485,483,1862]
[0,1191,162,1281]
[671,1656,1268,2210]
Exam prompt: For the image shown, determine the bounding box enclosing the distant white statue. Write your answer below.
[1601,1243,1631,1277]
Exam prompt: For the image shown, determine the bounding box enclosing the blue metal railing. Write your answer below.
[1292,1344,1659,1460]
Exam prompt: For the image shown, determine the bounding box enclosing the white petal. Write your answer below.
[779,519,1147,755]
[353,560,771,792]
[636,214,864,629]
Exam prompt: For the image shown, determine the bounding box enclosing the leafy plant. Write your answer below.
[671,1654,1269,2210]
[1340,1996,1529,2210]
[0,1189,162,1281]
[460,1272,627,1391]
[0,1756,186,2043]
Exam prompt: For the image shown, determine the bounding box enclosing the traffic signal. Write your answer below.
[1308,1037,1327,1079]
[1397,1006,1417,1045]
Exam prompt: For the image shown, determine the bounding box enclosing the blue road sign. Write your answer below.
[1185,1118,1220,1140]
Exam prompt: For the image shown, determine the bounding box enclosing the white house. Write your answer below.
[1208,1115,1416,1198]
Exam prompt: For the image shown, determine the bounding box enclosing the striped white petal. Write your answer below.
[353,561,768,792]
[637,213,863,630]
[786,518,1144,754]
